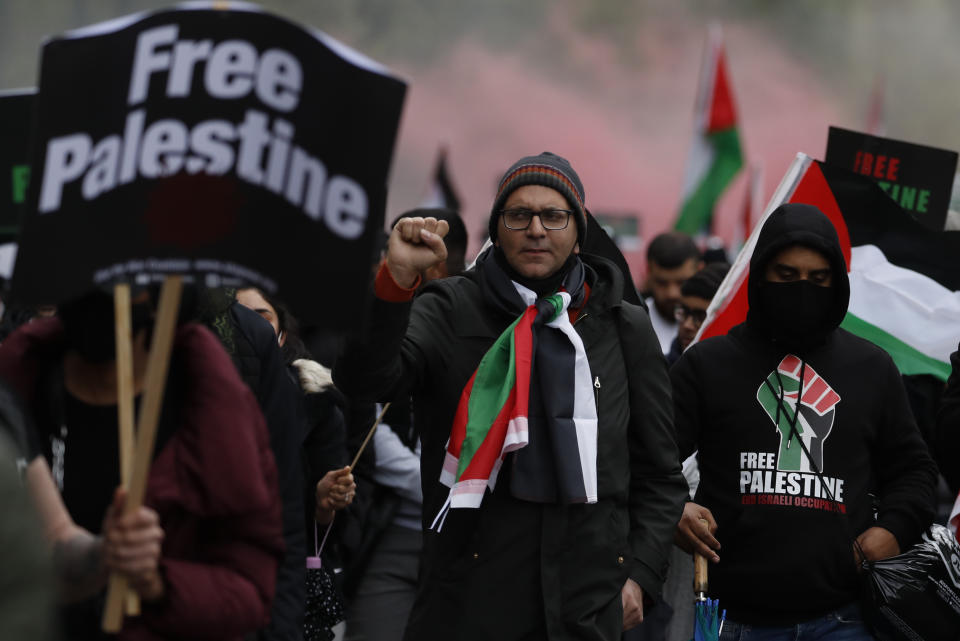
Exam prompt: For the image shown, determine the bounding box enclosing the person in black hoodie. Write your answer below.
[671,203,937,640]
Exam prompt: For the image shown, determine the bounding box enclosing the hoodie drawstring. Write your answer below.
[773,360,807,450]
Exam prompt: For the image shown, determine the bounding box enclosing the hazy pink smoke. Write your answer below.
[386,13,853,281]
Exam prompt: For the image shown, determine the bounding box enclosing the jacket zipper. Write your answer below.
[594,376,601,419]
[574,312,589,326]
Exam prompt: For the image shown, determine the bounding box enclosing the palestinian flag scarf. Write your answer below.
[431,249,598,530]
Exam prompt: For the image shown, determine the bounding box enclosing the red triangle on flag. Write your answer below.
[697,159,851,342]
[707,45,738,132]
[788,162,852,270]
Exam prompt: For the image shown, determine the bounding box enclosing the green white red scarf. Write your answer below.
[431,272,598,530]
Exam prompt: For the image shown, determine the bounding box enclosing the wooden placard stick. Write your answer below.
[114,284,135,487]
[349,402,391,471]
[112,284,140,616]
[102,276,183,633]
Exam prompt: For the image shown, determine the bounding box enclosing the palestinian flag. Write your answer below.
[419,146,461,211]
[698,153,960,381]
[675,25,744,235]
[433,289,598,528]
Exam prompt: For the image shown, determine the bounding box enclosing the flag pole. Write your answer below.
[103,276,183,632]
[349,402,392,471]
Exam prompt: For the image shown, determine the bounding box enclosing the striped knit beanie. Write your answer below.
[489,152,586,243]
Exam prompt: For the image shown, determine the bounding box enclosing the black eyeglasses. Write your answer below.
[499,208,573,231]
[674,304,707,327]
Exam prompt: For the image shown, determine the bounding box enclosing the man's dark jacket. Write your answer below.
[336,253,687,641]
[207,302,306,641]
[671,204,937,625]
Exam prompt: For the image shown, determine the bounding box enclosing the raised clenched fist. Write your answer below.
[385,217,450,288]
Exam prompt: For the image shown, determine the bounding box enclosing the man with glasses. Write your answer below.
[666,262,730,366]
[336,152,686,641]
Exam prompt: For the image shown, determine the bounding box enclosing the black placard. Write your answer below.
[825,126,957,231]
[0,89,35,245]
[12,3,406,328]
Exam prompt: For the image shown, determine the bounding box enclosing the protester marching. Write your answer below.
[2,3,960,641]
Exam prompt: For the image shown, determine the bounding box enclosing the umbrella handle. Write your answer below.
[694,552,709,595]
[693,518,709,597]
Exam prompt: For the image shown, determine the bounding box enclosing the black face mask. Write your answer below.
[758,280,835,344]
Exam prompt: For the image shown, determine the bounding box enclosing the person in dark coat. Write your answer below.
[198,289,309,641]
[234,286,353,527]
[336,152,687,641]
[236,286,353,641]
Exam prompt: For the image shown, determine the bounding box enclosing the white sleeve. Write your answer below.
[372,422,422,503]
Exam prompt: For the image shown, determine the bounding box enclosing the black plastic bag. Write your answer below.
[861,524,960,641]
